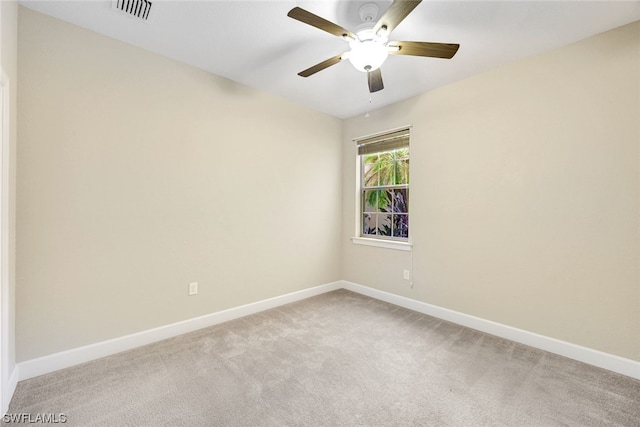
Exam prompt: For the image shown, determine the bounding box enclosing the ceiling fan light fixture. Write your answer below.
[348,29,389,72]
[287,0,460,94]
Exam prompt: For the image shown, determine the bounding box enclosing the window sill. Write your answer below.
[351,237,412,252]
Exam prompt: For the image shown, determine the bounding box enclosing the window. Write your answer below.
[357,128,410,241]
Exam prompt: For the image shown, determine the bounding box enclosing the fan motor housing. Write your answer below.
[359,3,380,22]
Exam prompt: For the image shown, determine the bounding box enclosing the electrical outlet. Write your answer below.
[403,270,410,280]
[189,282,198,295]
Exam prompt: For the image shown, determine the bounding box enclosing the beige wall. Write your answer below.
[1,0,18,379]
[17,8,342,362]
[16,5,640,365]
[342,22,640,361]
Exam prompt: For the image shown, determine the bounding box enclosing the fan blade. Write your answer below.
[298,53,345,78]
[374,0,422,35]
[288,7,355,40]
[368,68,384,93]
[389,41,460,59]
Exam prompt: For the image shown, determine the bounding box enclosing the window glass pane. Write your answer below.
[378,214,392,236]
[363,154,379,187]
[396,147,409,160]
[363,214,375,235]
[377,151,397,186]
[363,190,377,213]
[395,158,409,185]
[379,189,392,213]
[393,214,409,238]
[393,189,408,213]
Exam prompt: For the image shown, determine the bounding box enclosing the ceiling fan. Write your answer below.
[287,0,460,93]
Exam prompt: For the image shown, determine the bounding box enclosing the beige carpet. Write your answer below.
[6,290,640,426]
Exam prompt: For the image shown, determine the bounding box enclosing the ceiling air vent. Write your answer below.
[113,0,153,22]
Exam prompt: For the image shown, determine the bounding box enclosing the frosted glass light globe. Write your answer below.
[348,29,388,72]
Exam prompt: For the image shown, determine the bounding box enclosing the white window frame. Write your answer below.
[351,126,412,252]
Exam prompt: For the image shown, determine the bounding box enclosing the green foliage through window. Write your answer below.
[361,147,409,239]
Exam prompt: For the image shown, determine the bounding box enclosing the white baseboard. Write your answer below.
[17,281,342,381]
[15,279,639,385]
[341,280,640,380]
[2,365,19,414]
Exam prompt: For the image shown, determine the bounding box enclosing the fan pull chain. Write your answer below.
[365,97,373,117]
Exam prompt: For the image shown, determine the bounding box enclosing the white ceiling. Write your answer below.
[19,0,640,119]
